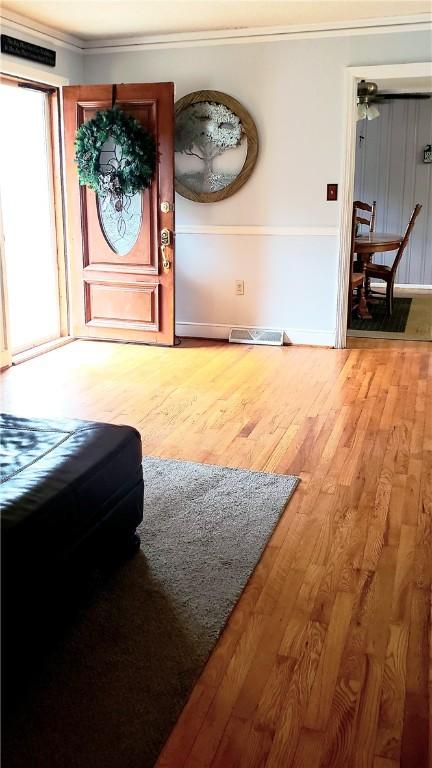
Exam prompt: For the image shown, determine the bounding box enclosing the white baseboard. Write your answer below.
[347,329,431,341]
[371,282,432,291]
[176,321,336,347]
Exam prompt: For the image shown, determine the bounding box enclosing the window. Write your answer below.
[0,78,63,354]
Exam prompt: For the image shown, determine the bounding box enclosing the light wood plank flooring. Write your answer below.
[1,338,431,768]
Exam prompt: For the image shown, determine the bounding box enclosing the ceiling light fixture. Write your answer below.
[356,102,367,121]
[356,78,430,121]
[366,103,380,121]
[356,100,380,121]
[357,80,380,121]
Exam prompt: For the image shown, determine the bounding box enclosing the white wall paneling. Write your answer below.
[354,99,432,285]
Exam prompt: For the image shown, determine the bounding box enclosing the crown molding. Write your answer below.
[0,9,84,51]
[1,11,431,57]
[83,14,432,54]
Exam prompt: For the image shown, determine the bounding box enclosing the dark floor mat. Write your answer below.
[350,296,412,333]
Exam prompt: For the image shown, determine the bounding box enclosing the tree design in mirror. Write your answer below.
[97,137,142,255]
[175,90,259,203]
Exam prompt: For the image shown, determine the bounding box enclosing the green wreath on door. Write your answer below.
[74,106,156,209]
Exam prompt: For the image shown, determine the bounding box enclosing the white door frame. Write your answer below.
[0,197,12,369]
[0,62,70,363]
[334,61,432,349]
[0,58,69,87]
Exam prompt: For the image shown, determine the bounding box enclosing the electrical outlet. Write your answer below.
[235,280,244,295]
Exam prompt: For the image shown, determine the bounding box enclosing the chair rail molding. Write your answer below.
[175,225,338,237]
[334,60,432,349]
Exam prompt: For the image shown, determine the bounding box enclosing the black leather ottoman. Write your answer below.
[1,413,144,637]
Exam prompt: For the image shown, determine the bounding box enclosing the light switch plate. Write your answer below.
[327,183,338,201]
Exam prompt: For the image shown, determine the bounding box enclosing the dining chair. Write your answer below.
[353,199,376,235]
[365,203,422,317]
[348,204,369,320]
[349,271,365,320]
[352,200,376,278]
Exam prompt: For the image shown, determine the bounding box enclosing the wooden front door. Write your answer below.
[63,83,175,346]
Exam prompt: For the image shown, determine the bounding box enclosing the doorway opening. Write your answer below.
[0,76,67,357]
[335,62,432,348]
[348,77,432,341]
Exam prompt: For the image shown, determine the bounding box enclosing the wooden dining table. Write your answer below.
[352,231,403,319]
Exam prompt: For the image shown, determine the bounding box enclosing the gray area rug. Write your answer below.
[3,457,298,768]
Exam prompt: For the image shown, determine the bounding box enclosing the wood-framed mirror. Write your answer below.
[174,90,259,203]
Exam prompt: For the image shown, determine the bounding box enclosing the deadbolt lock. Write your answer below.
[160,201,173,213]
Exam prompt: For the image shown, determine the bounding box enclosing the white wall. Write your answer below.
[355,98,432,285]
[83,30,431,345]
[1,16,428,345]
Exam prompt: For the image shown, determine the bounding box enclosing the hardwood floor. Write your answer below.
[1,337,431,768]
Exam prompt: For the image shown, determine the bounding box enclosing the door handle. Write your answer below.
[161,227,171,271]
